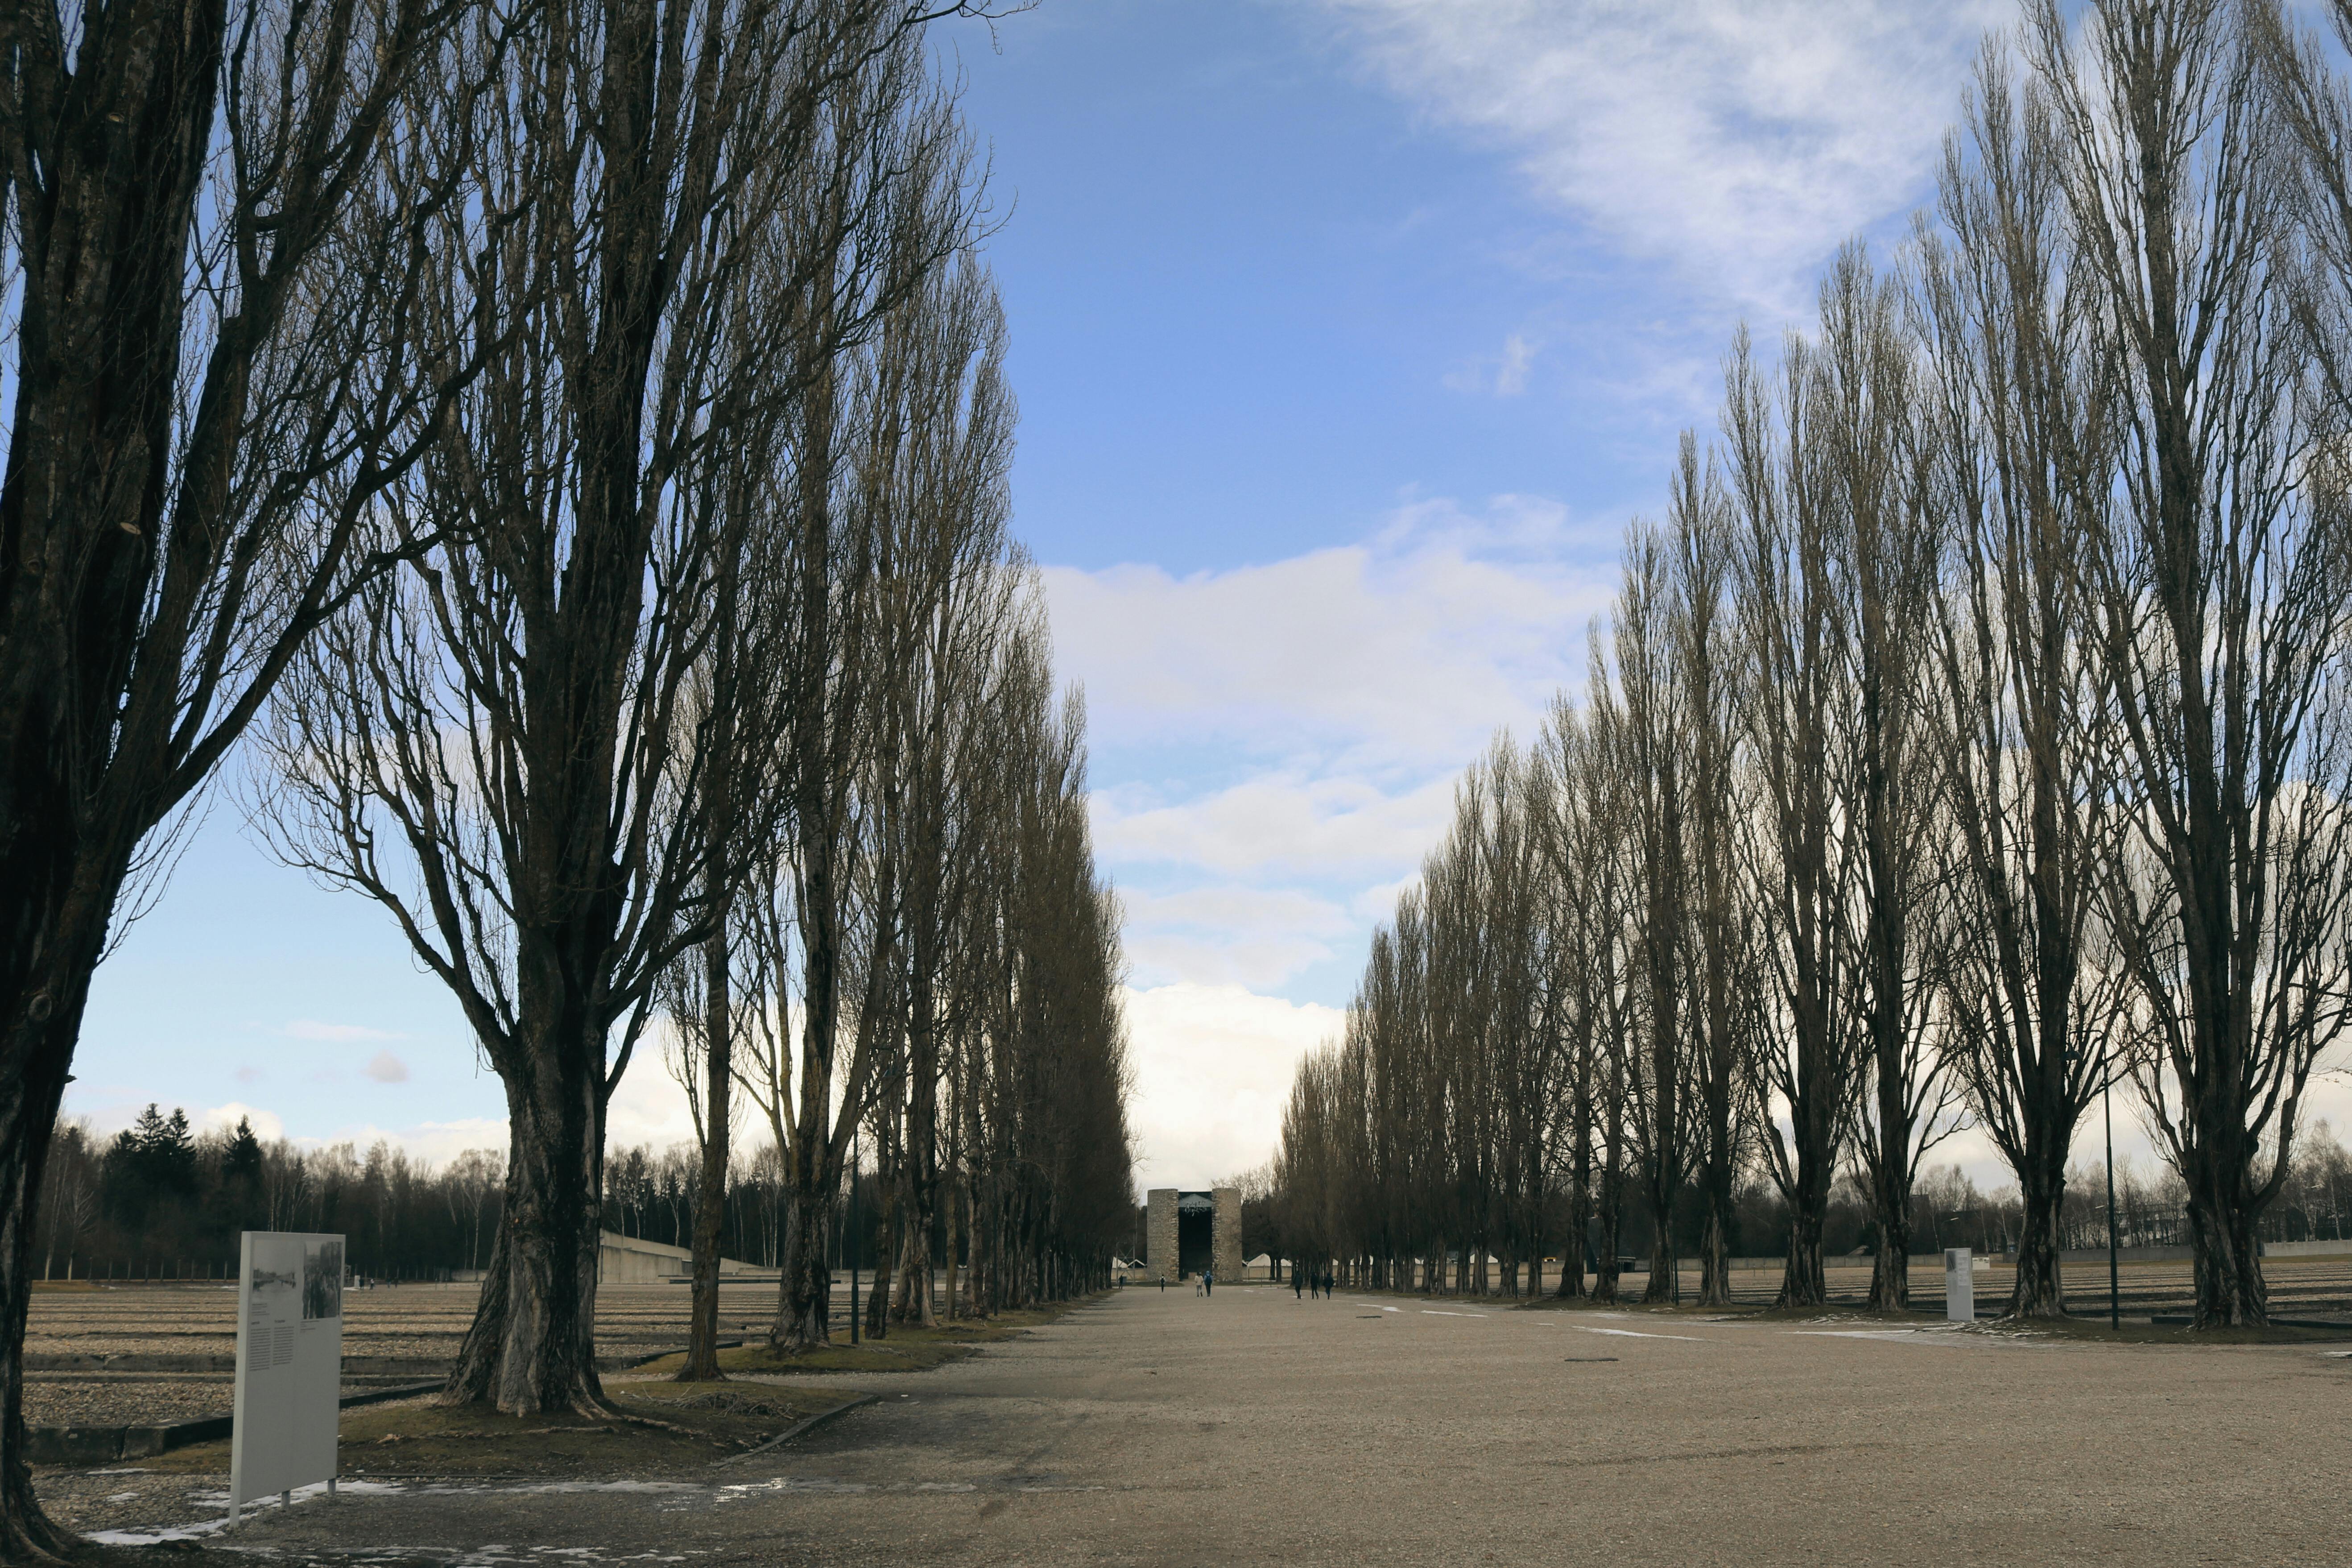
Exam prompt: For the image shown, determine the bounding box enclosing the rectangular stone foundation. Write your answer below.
[1213,1187,1243,1286]
[1147,1189,1178,1282]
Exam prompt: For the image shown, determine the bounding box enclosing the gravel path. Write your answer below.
[48,1282,2352,1566]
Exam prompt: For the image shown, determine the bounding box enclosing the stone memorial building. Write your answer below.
[1145,1187,1242,1283]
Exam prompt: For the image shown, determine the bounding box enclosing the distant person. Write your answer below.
[1158,1274,1166,1293]
[1205,1270,1214,1297]
[1293,1268,1303,1299]
[1193,1273,1202,1296]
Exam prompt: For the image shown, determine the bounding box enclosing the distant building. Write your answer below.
[1144,1188,1242,1283]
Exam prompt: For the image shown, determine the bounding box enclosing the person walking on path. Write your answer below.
[1293,1267,1303,1300]
[1205,1270,1214,1297]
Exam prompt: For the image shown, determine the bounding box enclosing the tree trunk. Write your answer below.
[1867,1197,1911,1313]
[1555,1134,1591,1300]
[0,1001,91,1562]
[1779,1201,1827,1309]
[679,923,735,1380]
[1699,1173,1735,1309]
[442,1058,608,1413]
[773,1180,834,1349]
[2185,1153,2268,1328]
[866,1130,897,1340]
[1592,1180,1624,1307]
[2008,1151,2067,1318]
[1644,1206,1678,1304]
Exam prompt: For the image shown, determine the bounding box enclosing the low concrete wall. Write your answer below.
[596,1231,761,1283]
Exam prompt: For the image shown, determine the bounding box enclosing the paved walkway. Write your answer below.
[128,1284,2352,1564]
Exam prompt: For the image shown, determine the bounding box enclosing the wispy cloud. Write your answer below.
[1096,773,1455,881]
[362,1050,410,1084]
[1119,884,1356,989]
[1305,0,2004,319]
[281,1019,404,1043]
[1443,332,1539,397]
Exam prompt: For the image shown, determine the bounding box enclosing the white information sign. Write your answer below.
[1943,1246,1974,1324]
[231,1231,343,1521]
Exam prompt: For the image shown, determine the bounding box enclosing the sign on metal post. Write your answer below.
[230,1232,344,1523]
[1943,1246,1974,1324]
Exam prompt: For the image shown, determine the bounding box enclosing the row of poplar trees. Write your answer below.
[1275,0,2352,1334]
[0,0,1134,1555]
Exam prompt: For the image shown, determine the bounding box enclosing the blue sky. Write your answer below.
[85,0,2275,1192]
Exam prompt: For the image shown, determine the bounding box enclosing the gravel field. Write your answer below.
[24,1283,801,1428]
[40,1279,2352,1567]
[27,1281,799,1365]
[1659,1256,2352,1316]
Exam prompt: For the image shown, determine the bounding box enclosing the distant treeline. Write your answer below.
[33,1109,1150,1286]
[32,1110,501,1282]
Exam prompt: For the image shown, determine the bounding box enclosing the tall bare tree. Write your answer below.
[1726,324,1865,1309]
[1917,46,2129,1317]
[0,0,481,1546]
[1814,248,1957,1312]
[1667,438,1757,1308]
[1604,525,1697,1302]
[256,0,985,1410]
[2034,0,2352,1326]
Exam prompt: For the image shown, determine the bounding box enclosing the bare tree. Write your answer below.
[1603,524,1698,1303]
[1667,439,1758,1308]
[1726,324,1866,1309]
[0,0,483,1545]
[254,0,986,1410]
[1916,46,2130,1317]
[1814,248,1959,1312]
[2033,0,2352,1326]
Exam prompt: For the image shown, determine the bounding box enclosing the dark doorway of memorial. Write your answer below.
[1178,1192,1213,1276]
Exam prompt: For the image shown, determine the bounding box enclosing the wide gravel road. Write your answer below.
[165,1283,2352,1565]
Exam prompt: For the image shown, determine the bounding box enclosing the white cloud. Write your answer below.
[607,1038,704,1151]
[1443,332,1539,397]
[1121,982,1346,1188]
[198,1103,285,1141]
[362,1050,410,1084]
[282,1019,404,1043]
[1495,333,1536,396]
[1119,885,1354,989]
[1042,494,1609,774]
[1306,0,2005,318]
[1096,773,1454,880]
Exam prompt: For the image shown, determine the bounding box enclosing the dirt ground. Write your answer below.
[37,1280,2352,1567]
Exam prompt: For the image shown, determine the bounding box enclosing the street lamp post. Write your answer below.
[849,1124,861,1346]
[2103,1057,2120,1331]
